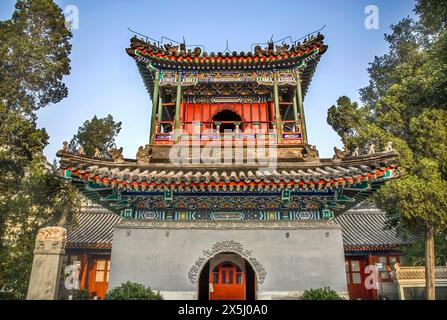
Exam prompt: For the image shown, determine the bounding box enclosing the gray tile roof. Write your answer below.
[335,206,409,251]
[66,206,121,250]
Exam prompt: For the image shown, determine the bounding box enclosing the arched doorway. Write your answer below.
[212,109,243,133]
[198,253,256,301]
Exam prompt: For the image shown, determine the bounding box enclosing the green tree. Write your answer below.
[0,156,83,298]
[403,233,447,266]
[327,0,447,299]
[0,0,73,299]
[69,115,122,157]
[0,0,72,113]
[0,0,72,212]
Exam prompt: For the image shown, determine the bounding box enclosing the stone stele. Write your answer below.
[27,226,67,300]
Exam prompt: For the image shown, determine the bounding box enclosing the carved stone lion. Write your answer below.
[108,147,125,163]
[302,144,320,162]
[351,147,360,157]
[332,146,350,161]
[136,145,151,164]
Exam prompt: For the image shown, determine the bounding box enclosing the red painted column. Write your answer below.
[268,101,276,132]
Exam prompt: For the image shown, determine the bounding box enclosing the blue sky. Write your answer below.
[1,0,416,160]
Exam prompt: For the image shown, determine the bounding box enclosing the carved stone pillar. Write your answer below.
[27,226,67,300]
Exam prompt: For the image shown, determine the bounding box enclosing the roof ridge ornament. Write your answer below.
[94,148,102,158]
[385,141,395,152]
[351,147,360,157]
[62,141,69,152]
[136,145,151,164]
[223,40,230,54]
[367,144,376,155]
[333,146,350,161]
[301,144,320,162]
[108,147,125,163]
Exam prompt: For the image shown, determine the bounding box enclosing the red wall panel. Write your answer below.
[181,102,271,134]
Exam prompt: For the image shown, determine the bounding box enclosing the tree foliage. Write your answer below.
[69,115,122,157]
[0,0,72,113]
[0,156,83,299]
[327,0,447,299]
[415,0,447,34]
[403,233,447,266]
[376,159,447,234]
[0,2,122,296]
[0,0,73,299]
[327,0,447,232]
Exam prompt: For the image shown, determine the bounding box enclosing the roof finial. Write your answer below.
[223,40,230,54]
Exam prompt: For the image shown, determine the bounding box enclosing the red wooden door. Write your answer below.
[346,258,371,300]
[88,259,110,299]
[209,262,245,300]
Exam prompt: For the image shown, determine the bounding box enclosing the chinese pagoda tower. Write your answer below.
[58,32,398,300]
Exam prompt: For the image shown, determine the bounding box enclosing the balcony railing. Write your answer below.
[154,120,302,144]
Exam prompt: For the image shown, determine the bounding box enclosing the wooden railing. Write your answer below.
[154,120,303,144]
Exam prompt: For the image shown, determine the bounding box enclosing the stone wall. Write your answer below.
[109,220,348,300]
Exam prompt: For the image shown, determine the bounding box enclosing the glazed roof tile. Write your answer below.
[394,267,447,281]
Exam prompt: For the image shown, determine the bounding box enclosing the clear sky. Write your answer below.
[1,0,416,160]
